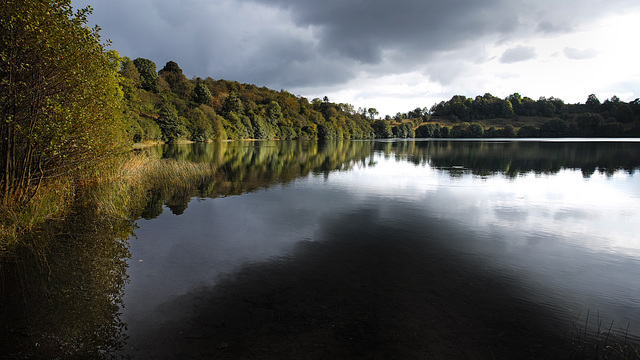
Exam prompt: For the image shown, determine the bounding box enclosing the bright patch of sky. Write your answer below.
[320,11,640,116]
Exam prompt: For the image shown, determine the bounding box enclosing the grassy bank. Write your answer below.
[0,178,76,248]
[0,152,218,251]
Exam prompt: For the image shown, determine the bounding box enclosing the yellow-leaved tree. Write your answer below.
[1,0,128,208]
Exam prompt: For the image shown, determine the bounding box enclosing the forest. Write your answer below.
[119,58,375,142]
[121,57,640,143]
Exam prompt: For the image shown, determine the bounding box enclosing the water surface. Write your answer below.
[2,139,639,359]
[124,139,640,358]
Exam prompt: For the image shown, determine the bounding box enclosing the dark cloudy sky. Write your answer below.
[73,0,640,116]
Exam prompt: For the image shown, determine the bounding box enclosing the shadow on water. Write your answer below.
[131,208,572,360]
[0,203,131,359]
[3,139,640,359]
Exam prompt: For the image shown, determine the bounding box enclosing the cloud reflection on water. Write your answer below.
[123,140,640,357]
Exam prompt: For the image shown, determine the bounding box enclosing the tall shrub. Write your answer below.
[1,0,128,205]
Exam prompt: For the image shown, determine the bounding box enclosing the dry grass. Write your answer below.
[1,152,218,250]
[78,152,218,218]
[0,178,75,248]
[571,311,640,360]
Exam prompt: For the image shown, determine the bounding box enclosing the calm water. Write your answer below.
[2,139,640,359]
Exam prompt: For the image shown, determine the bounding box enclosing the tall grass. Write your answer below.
[1,152,218,250]
[571,311,640,360]
[75,152,218,220]
[0,178,75,249]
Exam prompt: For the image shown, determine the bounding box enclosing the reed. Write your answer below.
[571,310,640,360]
[0,177,75,248]
[1,151,218,250]
[77,152,218,219]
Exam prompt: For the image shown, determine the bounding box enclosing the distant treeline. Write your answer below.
[412,93,640,138]
[122,58,640,142]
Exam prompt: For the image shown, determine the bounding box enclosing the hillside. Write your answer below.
[121,58,640,142]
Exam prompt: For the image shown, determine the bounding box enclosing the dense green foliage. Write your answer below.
[1,0,129,206]
[122,59,376,143]
[419,93,639,138]
[120,56,640,142]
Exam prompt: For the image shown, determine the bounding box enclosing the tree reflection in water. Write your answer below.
[385,139,640,177]
[0,203,131,358]
[141,139,640,219]
[1,139,639,358]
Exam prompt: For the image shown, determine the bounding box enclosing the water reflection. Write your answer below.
[133,140,640,220]
[0,203,131,358]
[123,139,640,358]
[382,139,640,177]
[133,207,571,359]
[138,140,375,218]
[3,139,640,358]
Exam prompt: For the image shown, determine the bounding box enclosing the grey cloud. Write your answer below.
[75,0,640,92]
[78,0,356,88]
[240,0,519,64]
[427,61,470,86]
[234,0,634,87]
[564,47,599,60]
[421,45,490,86]
[536,21,573,34]
[500,46,537,63]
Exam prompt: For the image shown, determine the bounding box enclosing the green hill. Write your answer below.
[121,59,640,142]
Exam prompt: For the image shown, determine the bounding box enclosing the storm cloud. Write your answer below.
[74,0,640,113]
[500,46,537,64]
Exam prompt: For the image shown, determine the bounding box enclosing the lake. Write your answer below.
[2,139,640,359]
